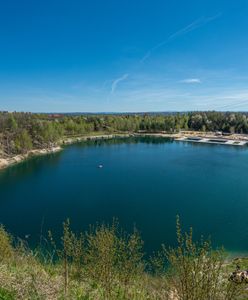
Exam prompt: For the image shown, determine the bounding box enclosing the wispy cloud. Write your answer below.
[111,73,129,94]
[115,85,248,112]
[140,13,222,63]
[103,68,248,111]
[168,13,222,40]
[180,78,201,84]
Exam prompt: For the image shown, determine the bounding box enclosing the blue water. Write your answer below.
[0,137,248,254]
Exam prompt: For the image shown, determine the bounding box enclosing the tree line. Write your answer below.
[1,111,248,155]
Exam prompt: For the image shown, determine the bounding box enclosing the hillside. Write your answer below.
[0,217,247,300]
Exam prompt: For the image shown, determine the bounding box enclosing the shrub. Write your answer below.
[84,220,144,299]
[14,129,33,154]
[162,216,242,300]
[116,227,144,296]
[0,226,13,262]
[0,287,15,300]
[84,221,118,299]
[0,218,246,299]
[49,219,84,296]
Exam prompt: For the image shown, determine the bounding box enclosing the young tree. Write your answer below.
[14,129,33,154]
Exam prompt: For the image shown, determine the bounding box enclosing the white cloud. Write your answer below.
[111,73,129,94]
[180,78,201,84]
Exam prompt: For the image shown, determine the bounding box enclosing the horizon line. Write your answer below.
[2,110,248,114]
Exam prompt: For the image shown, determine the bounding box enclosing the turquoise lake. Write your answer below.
[1,137,248,254]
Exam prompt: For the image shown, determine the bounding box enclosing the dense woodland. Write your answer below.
[1,111,248,156]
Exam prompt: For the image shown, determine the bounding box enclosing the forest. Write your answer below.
[1,111,248,156]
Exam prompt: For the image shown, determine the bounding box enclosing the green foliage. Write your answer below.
[0,218,247,299]
[0,287,15,300]
[49,219,84,295]
[162,216,242,300]
[0,225,13,262]
[7,114,18,132]
[84,221,145,299]
[116,227,144,287]
[85,222,118,294]
[2,111,248,157]
[36,122,63,147]
[14,129,33,154]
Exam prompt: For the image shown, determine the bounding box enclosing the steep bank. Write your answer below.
[0,220,246,300]
[0,146,62,170]
[0,133,133,171]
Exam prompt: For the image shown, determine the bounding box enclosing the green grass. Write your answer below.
[0,287,15,300]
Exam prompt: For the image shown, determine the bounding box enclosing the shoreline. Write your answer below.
[0,133,133,171]
[0,146,62,171]
[1,130,248,171]
[136,130,248,141]
[137,131,248,146]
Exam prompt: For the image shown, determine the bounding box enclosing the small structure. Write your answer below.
[176,136,247,146]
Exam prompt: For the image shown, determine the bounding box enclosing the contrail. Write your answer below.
[111,73,129,94]
[140,12,222,63]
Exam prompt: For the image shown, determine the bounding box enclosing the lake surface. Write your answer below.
[1,137,248,254]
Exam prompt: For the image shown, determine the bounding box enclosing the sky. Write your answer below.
[1,0,248,112]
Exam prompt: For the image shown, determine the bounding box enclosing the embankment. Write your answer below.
[0,133,133,171]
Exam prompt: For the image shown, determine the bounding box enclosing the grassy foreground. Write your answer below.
[0,217,247,300]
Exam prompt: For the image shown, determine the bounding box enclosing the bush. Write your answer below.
[14,129,33,154]
[84,220,145,299]
[0,218,246,299]
[161,216,241,300]
[0,287,15,300]
[0,226,13,262]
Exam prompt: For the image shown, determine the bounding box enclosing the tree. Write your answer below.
[7,114,18,132]
[14,129,33,154]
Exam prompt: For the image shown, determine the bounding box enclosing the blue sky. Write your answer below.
[1,0,248,112]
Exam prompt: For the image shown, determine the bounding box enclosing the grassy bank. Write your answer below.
[0,217,247,300]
